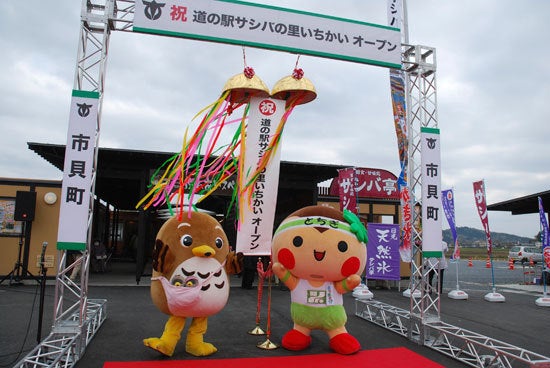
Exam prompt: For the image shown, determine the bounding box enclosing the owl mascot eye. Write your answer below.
[271,205,368,355]
[143,212,235,357]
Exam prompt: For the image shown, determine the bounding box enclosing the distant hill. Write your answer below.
[442,227,534,248]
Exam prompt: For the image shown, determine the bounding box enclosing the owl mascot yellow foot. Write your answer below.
[143,212,234,357]
[271,205,368,355]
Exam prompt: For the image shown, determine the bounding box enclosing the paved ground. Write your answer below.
[1,260,549,368]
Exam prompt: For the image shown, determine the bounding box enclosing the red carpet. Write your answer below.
[103,347,443,368]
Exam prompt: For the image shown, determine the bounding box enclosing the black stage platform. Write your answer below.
[2,266,550,368]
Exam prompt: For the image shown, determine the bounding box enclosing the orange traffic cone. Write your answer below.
[508,258,514,270]
[485,256,491,268]
[468,258,473,267]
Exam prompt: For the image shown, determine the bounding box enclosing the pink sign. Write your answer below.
[337,168,357,214]
[473,180,493,254]
[330,168,399,200]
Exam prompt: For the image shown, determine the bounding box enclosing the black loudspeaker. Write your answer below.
[14,191,37,222]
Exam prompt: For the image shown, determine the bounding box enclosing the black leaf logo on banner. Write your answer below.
[143,0,165,21]
[77,103,93,117]
[426,137,437,149]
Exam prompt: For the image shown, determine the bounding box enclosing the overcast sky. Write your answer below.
[1,1,549,238]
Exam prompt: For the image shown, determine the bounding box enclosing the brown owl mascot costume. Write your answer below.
[144,212,235,357]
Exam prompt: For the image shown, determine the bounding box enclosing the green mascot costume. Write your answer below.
[272,205,368,355]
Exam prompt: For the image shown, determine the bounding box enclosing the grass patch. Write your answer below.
[448,247,509,261]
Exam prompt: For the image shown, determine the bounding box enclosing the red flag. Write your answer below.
[337,168,357,214]
[473,180,493,254]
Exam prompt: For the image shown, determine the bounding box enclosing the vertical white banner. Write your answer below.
[421,127,442,257]
[387,0,403,29]
[57,90,98,250]
[236,97,285,256]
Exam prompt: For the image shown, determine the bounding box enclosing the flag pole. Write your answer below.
[489,245,496,293]
[442,188,467,299]
[352,167,374,301]
[483,238,504,302]
[454,260,460,290]
[448,238,468,300]
[536,263,550,307]
[473,179,505,302]
[535,196,550,306]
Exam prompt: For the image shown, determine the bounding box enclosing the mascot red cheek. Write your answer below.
[144,212,235,357]
[271,205,368,355]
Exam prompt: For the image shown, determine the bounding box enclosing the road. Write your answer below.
[443,259,548,292]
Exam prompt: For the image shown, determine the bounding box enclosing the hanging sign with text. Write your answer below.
[421,127,442,257]
[366,223,400,280]
[236,97,285,256]
[329,168,399,200]
[134,0,401,68]
[57,90,97,251]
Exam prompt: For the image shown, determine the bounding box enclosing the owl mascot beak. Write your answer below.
[192,245,216,258]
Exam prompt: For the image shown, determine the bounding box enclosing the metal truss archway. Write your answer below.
[13,1,550,367]
[356,44,550,367]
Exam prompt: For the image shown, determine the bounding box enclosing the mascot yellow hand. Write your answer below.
[143,212,231,357]
[272,205,367,355]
